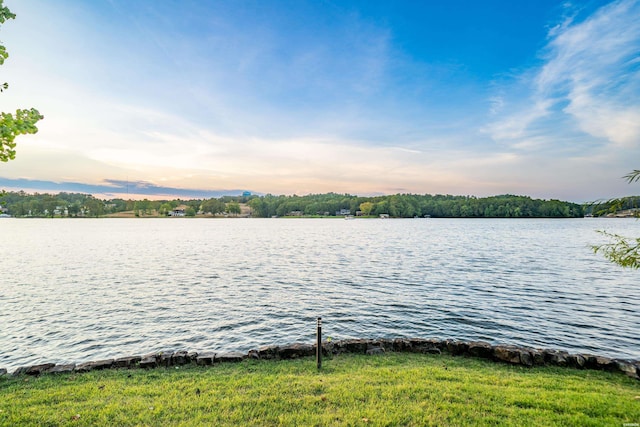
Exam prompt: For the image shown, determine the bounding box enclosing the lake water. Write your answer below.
[1,218,639,371]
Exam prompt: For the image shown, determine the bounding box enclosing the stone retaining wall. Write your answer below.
[2,338,638,381]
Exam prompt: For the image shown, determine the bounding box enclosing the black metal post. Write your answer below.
[316,317,322,370]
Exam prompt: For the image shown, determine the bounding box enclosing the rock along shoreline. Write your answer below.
[2,338,638,381]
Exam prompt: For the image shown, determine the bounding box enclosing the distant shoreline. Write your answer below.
[0,191,591,219]
[1,215,614,219]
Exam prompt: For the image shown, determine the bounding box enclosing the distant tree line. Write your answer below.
[246,193,585,218]
[0,191,587,218]
[0,191,111,217]
[0,191,253,218]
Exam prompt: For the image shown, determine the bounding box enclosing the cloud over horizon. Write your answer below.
[0,176,250,200]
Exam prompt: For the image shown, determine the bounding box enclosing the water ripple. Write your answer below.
[0,218,639,370]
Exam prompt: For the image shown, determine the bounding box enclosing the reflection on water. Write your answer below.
[1,217,638,370]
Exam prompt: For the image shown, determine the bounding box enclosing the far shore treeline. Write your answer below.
[0,190,607,218]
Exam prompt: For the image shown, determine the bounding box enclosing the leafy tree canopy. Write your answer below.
[593,170,640,269]
[0,0,43,162]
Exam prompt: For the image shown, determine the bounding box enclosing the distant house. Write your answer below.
[169,205,188,217]
[379,214,389,219]
[53,206,68,216]
[336,209,351,216]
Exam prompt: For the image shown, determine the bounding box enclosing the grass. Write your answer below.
[1,353,639,426]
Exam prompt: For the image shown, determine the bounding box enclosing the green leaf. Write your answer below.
[624,170,640,184]
[593,231,640,269]
[0,2,16,24]
[0,45,8,65]
[0,108,44,162]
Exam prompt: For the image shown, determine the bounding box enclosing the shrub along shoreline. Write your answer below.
[1,351,639,426]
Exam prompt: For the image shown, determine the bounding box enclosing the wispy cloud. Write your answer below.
[486,0,640,149]
[484,99,554,142]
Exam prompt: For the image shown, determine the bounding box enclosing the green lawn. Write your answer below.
[1,353,638,426]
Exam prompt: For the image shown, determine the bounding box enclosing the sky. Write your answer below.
[0,0,639,202]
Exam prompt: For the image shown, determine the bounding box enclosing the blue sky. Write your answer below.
[1,0,639,201]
